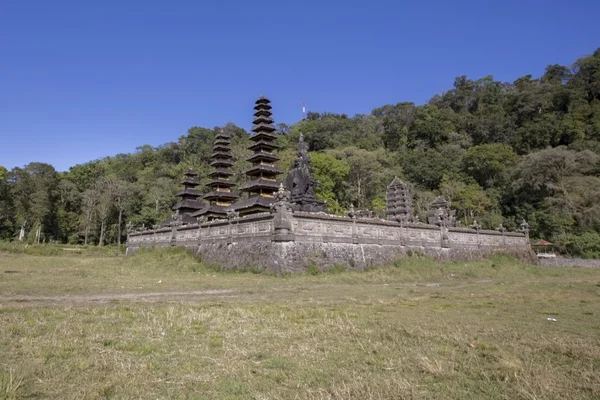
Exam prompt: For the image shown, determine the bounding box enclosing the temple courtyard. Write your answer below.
[0,247,599,399]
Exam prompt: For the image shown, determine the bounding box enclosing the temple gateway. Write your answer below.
[126,96,533,271]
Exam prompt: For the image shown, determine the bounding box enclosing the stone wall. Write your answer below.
[539,258,600,268]
[126,210,532,271]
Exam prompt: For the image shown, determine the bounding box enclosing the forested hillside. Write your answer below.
[1,49,600,256]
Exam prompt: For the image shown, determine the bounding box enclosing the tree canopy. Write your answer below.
[1,48,599,256]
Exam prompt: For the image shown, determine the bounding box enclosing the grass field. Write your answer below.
[1,246,599,399]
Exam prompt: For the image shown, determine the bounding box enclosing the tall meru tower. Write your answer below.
[171,170,205,224]
[233,96,282,215]
[192,129,238,220]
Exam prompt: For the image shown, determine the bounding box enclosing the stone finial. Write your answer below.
[497,223,506,233]
[274,183,288,201]
[347,204,356,219]
[226,209,239,220]
[518,219,530,234]
[172,210,183,227]
[470,220,481,230]
[270,183,293,214]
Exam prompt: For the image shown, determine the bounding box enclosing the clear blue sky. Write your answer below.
[1,0,598,172]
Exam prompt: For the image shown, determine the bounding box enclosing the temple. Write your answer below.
[169,170,204,224]
[232,96,283,215]
[285,133,325,212]
[192,129,238,220]
[127,96,533,271]
[385,177,413,223]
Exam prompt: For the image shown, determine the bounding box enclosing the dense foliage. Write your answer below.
[1,49,600,257]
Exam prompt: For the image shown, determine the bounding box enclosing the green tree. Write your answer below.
[328,147,381,208]
[440,178,494,225]
[408,105,457,148]
[310,152,350,214]
[0,166,13,238]
[9,163,59,242]
[463,144,518,189]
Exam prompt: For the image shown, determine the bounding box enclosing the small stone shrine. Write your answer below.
[386,177,413,223]
[192,129,238,221]
[232,96,283,216]
[427,196,456,227]
[168,170,204,224]
[285,134,325,212]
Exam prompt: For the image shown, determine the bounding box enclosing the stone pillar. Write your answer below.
[271,184,295,242]
[226,210,239,244]
[347,204,358,244]
[497,224,507,247]
[440,226,450,248]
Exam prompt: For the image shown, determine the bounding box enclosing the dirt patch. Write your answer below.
[0,281,495,307]
[0,288,240,306]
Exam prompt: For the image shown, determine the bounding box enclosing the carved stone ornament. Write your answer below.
[270,183,293,213]
[470,220,481,230]
[518,219,530,234]
[226,209,240,220]
[347,204,357,219]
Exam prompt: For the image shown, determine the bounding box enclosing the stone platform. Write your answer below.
[126,206,533,271]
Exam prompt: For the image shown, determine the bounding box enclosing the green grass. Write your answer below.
[1,247,600,399]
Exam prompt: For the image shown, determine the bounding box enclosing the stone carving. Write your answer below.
[427,196,456,227]
[285,134,325,212]
[518,219,530,236]
[345,203,372,219]
[271,184,294,239]
[386,177,414,223]
[271,183,293,213]
[172,210,183,227]
[347,204,357,219]
[226,209,240,220]
[469,220,481,230]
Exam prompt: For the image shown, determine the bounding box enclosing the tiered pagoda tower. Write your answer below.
[192,129,238,220]
[233,96,283,215]
[172,170,204,224]
[386,177,414,223]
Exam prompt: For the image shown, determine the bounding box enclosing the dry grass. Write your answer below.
[1,247,599,399]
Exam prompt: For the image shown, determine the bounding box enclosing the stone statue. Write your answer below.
[285,134,325,212]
